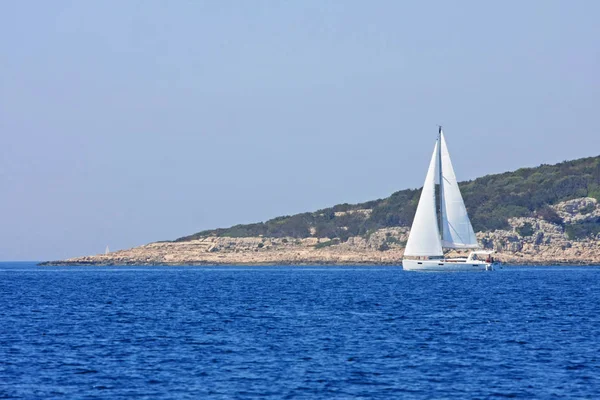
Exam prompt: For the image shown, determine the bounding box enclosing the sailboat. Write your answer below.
[402,127,495,271]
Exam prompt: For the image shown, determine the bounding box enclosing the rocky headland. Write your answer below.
[43,198,600,266]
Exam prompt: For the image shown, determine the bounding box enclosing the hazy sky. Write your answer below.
[1,1,598,260]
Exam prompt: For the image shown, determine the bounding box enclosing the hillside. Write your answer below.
[177,155,600,242]
[43,154,600,267]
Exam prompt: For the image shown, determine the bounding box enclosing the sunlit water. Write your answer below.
[1,262,599,399]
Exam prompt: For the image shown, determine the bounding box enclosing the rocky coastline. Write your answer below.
[42,198,600,267]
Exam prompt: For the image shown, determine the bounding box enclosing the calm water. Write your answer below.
[1,263,599,399]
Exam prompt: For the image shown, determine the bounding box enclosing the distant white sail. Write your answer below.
[105,245,110,255]
[439,131,479,249]
[404,140,444,257]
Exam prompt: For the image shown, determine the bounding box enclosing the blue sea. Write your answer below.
[1,262,599,399]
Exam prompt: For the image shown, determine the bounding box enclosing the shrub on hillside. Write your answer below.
[535,206,564,225]
[579,203,595,215]
[315,239,340,249]
[517,222,534,237]
[588,184,600,202]
[565,219,600,240]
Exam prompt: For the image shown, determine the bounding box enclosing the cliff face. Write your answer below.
[47,198,600,266]
[475,197,600,265]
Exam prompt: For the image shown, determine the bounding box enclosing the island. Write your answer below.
[42,155,600,266]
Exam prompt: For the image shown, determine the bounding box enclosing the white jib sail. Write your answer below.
[404,140,443,257]
[439,131,479,249]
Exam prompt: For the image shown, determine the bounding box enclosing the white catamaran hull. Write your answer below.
[402,259,493,271]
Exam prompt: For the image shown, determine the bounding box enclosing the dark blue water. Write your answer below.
[1,263,600,399]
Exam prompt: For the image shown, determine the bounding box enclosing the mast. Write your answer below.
[437,125,444,245]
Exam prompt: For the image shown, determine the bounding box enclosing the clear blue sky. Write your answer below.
[1,1,598,260]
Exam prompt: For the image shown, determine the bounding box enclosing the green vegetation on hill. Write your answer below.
[176,155,600,242]
[565,218,600,240]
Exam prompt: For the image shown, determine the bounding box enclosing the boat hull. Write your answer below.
[402,259,493,271]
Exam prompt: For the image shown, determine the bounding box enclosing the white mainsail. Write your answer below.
[439,131,479,249]
[404,140,444,257]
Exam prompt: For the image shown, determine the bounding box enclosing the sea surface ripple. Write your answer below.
[1,263,599,399]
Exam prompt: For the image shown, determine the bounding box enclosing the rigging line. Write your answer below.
[444,221,468,246]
